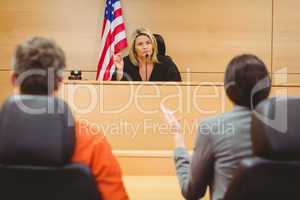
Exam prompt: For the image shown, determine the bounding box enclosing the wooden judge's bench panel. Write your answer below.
[0,78,299,175]
[59,81,300,175]
[59,81,232,175]
[60,81,232,150]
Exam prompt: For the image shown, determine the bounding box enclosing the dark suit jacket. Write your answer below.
[112,55,181,81]
[174,106,253,200]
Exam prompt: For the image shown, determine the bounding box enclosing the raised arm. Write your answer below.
[112,53,124,81]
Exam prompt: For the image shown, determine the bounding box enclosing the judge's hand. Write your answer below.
[161,104,185,148]
[113,53,124,71]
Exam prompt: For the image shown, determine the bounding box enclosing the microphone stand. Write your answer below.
[145,54,149,81]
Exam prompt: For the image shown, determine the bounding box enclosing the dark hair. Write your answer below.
[12,37,65,95]
[153,34,166,56]
[224,54,271,109]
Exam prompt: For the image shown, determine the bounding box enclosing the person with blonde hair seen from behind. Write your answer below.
[112,27,181,81]
[11,37,129,200]
[163,54,271,200]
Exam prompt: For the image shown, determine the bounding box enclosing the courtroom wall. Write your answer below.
[0,0,299,83]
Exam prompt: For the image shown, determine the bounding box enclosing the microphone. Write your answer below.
[145,54,149,81]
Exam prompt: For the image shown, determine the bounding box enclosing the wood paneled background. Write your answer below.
[0,0,299,177]
[0,0,299,83]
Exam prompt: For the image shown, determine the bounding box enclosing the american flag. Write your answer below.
[96,0,128,80]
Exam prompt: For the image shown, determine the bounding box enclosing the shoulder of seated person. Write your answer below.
[157,55,173,62]
[124,55,136,67]
[199,112,234,126]
[157,55,175,69]
[123,55,130,61]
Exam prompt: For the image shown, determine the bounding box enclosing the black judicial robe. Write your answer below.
[112,55,182,81]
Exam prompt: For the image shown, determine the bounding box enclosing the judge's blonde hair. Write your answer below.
[128,27,159,66]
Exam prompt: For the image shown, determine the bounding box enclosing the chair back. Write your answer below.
[0,96,100,200]
[224,97,300,200]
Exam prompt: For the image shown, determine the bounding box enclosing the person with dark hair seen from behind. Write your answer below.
[112,27,181,81]
[163,54,271,200]
[11,37,129,200]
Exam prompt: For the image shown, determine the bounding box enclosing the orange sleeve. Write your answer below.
[91,137,129,200]
[72,122,129,200]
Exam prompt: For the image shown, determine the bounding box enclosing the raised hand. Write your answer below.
[160,103,185,148]
[113,53,124,71]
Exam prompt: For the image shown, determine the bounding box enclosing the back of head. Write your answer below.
[12,37,66,95]
[224,54,271,109]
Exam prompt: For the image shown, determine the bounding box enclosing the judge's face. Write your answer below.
[134,35,153,60]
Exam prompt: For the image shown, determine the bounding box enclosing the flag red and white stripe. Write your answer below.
[96,0,128,80]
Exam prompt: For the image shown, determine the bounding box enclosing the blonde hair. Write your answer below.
[128,27,159,66]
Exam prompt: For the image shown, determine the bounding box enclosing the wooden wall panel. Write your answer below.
[0,0,103,70]
[272,73,300,86]
[273,0,300,74]
[124,0,272,73]
[0,0,272,77]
